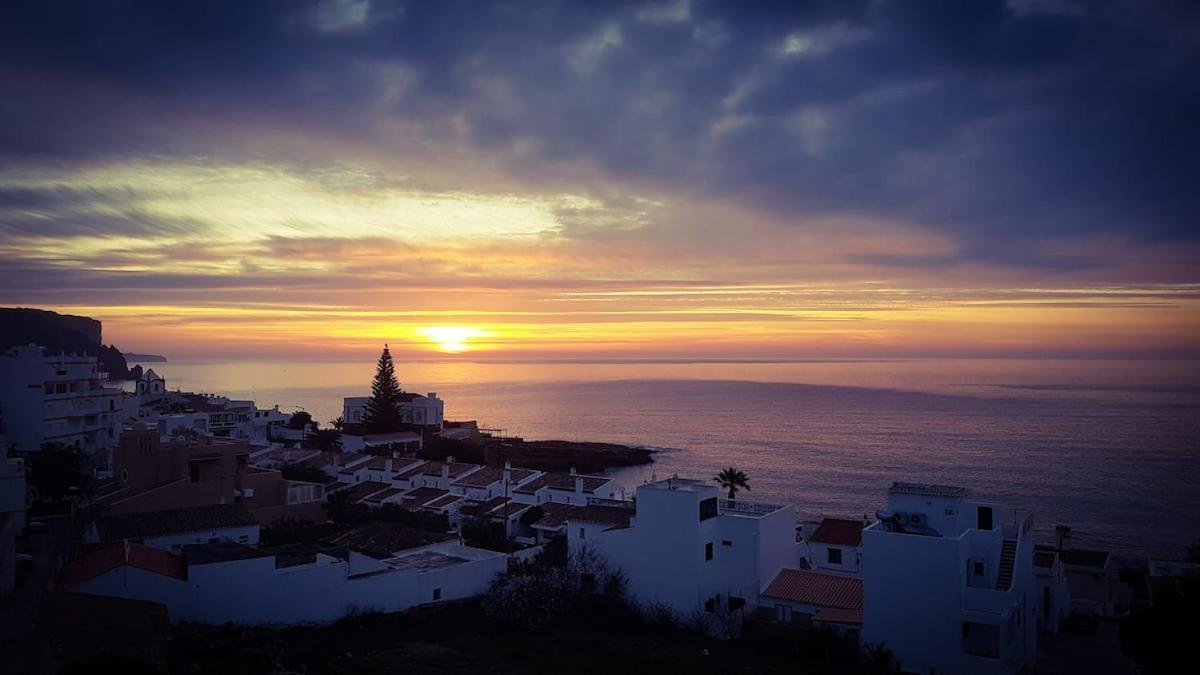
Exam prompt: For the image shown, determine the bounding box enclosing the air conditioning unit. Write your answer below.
[908,512,927,528]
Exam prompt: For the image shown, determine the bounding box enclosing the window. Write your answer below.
[722,540,733,547]
[977,506,994,530]
[705,542,714,561]
[775,604,792,623]
[827,547,843,565]
[579,527,586,539]
[974,561,985,576]
[432,588,442,601]
[238,535,249,544]
[120,469,129,482]
[698,496,718,521]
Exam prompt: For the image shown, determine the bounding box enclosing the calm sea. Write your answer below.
[129,358,1200,559]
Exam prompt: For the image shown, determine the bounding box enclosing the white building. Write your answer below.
[862,482,1038,675]
[572,477,795,622]
[60,537,507,625]
[1033,547,1071,634]
[343,393,444,429]
[511,470,622,506]
[0,345,123,455]
[804,517,865,575]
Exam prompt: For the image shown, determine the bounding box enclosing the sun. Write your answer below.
[418,326,485,353]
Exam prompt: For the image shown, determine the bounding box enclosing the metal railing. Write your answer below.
[719,498,786,516]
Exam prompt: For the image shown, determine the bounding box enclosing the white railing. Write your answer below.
[719,499,786,517]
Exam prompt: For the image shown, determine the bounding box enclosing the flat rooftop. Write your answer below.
[383,550,470,572]
[888,482,969,498]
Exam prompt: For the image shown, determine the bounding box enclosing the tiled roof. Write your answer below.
[762,569,863,610]
[333,521,454,559]
[59,542,186,588]
[533,503,634,530]
[364,487,404,504]
[460,496,531,519]
[418,461,479,478]
[335,452,372,467]
[362,431,422,444]
[513,472,610,495]
[888,482,968,498]
[337,481,393,504]
[451,466,539,489]
[810,518,865,547]
[423,494,463,510]
[401,487,451,509]
[95,503,257,541]
[394,461,429,480]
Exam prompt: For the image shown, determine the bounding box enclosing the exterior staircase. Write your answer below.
[996,539,1017,590]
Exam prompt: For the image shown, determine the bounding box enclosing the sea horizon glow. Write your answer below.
[1,1,1197,360]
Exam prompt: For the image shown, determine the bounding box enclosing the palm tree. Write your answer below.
[714,467,750,500]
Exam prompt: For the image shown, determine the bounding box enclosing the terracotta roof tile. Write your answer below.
[762,569,863,610]
[59,542,186,588]
[810,518,865,547]
[94,503,257,542]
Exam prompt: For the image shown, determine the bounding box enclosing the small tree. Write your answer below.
[362,345,405,434]
[714,467,750,500]
[286,411,313,430]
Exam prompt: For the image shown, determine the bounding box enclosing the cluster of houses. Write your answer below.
[0,344,1182,674]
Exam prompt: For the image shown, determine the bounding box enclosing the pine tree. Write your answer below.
[362,344,405,433]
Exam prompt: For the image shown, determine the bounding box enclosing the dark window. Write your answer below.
[722,540,733,547]
[974,561,985,576]
[433,588,442,601]
[579,527,586,539]
[977,506,994,530]
[827,547,843,564]
[705,542,714,561]
[699,496,718,521]
[1043,587,1051,619]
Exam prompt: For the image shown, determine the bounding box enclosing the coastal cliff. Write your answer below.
[0,307,134,379]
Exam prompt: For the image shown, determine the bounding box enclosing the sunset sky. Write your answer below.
[2,0,1197,360]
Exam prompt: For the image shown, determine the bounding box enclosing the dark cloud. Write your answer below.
[0,0,1197,251]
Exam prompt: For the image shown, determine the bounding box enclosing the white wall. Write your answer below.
[73,542,507,625]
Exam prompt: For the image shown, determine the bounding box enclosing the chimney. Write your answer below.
[503,466,511,484]
[385,458,393,473]
[569,466,577,476]
[575,476,584,495]
[442,463,450,480]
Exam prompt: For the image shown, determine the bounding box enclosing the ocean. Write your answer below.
[127,358,1200,559]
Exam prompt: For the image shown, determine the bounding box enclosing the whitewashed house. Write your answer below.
[449,464,541,502]
[343,392,444,430]
[862,482,1038,675]
[0,345,123,456]
[60,537,507,625]
[511,470,621,506]
[1033,546,1071,634]
[572,477,794,621]
[805,517,866,575]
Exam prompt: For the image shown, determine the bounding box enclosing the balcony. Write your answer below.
[718,498,788,518]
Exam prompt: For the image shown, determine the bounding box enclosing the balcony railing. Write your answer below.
[1002,510,1034,540]
[719,498,786,517]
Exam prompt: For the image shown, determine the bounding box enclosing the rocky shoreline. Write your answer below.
[485,439,655,474]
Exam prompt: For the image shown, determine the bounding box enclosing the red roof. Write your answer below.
[452,466,539,489]
[401,487,450,509]
[59,542,186,588]
[762,569,863,610]
[810,518,864,547]
[513,472,610,495]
